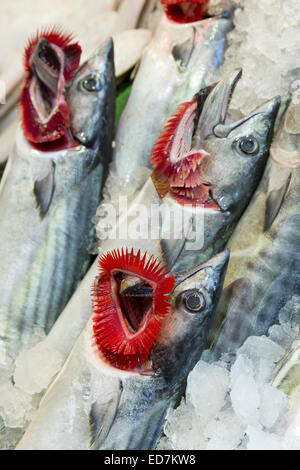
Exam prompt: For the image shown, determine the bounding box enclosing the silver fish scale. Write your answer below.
[213,168,300,358]
[0,143,103,360]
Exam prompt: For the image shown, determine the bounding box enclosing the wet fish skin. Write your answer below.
[0,40,115,360]
[210,96,300,359]
[113,13,233,187]
[173,72,281,271]
[17,250,229,450]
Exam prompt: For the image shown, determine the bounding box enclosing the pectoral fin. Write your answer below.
[264,172,291,231]
[160,210,193,268]
[210,277,252,359]
[172,28,195,72]
[33,161,56,218]
[89,380,122,450]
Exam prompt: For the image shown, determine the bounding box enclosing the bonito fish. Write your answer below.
[210,93,300,359]
[17,248,229,450]
[113,0,233,186]
[15,70,280,393]
[0,0,151,168]
[0,31,115,360]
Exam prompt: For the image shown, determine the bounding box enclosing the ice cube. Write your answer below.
[204,409,245,450]
[246,426,283,450]
[237,336,285,383]
[14,341,64,395]
[186,361,230,424]
[259,384,288,430]
[230,373,260,427]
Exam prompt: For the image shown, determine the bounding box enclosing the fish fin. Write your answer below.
[89,381,122,450]
[151,171,170,199]
[209,277,252,359]
[171,28,195,72]
[264,172,292,231]
[160,237,186,269]
[33,161,56,218]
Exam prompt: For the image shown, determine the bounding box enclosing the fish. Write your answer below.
[170,69,281,270]
[0,0,150,169]
[16,70,280,393]
[209,92,300,359]
[0,31,115,360]
[17,248,229,450]
[113,0,233,187]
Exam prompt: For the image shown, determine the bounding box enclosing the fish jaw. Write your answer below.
[151,71,243,210]
[20,29,81,146]
[150,250,229,384]
[92,249,175,373]
[151,98,219,208]
[161,0,209,23]
[66,39,115,149]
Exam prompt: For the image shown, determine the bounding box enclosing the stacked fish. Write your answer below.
[0,0,299,451]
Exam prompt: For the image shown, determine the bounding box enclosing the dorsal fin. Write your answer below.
[171,28,195,72]
[33,160,56,218]
[264,172,292,231]
[89,381,122,450]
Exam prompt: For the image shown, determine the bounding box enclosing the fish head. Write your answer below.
[66,39,115,149]
[20,30,115,151]
[150,250,229,382]
[161,0,209,23]
[92,249,228,382]
[151,69,280,213]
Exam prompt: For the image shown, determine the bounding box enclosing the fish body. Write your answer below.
[16,71,280,392]
[171,71,280,270]
[17,250,229,450]
[0,38,115,360]
[0,0,149,169]
[210,95,300,358]
[113,10,233,186]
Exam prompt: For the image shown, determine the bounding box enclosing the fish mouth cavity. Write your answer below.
[114,272,154,335]
[161,0,209,23]
[30,39,65,123]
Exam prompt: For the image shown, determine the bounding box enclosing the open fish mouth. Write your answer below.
[92,249,175,372]
[151,70,242,209]
[161,0,209,23]
[20,28,81,147]
[151,86,219,208]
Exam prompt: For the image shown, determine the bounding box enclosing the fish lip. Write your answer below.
[92,250,175,373]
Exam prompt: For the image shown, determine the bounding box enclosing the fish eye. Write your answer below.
[81,74,101,92]
[182,289,206,313]
[234,135,259,156]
